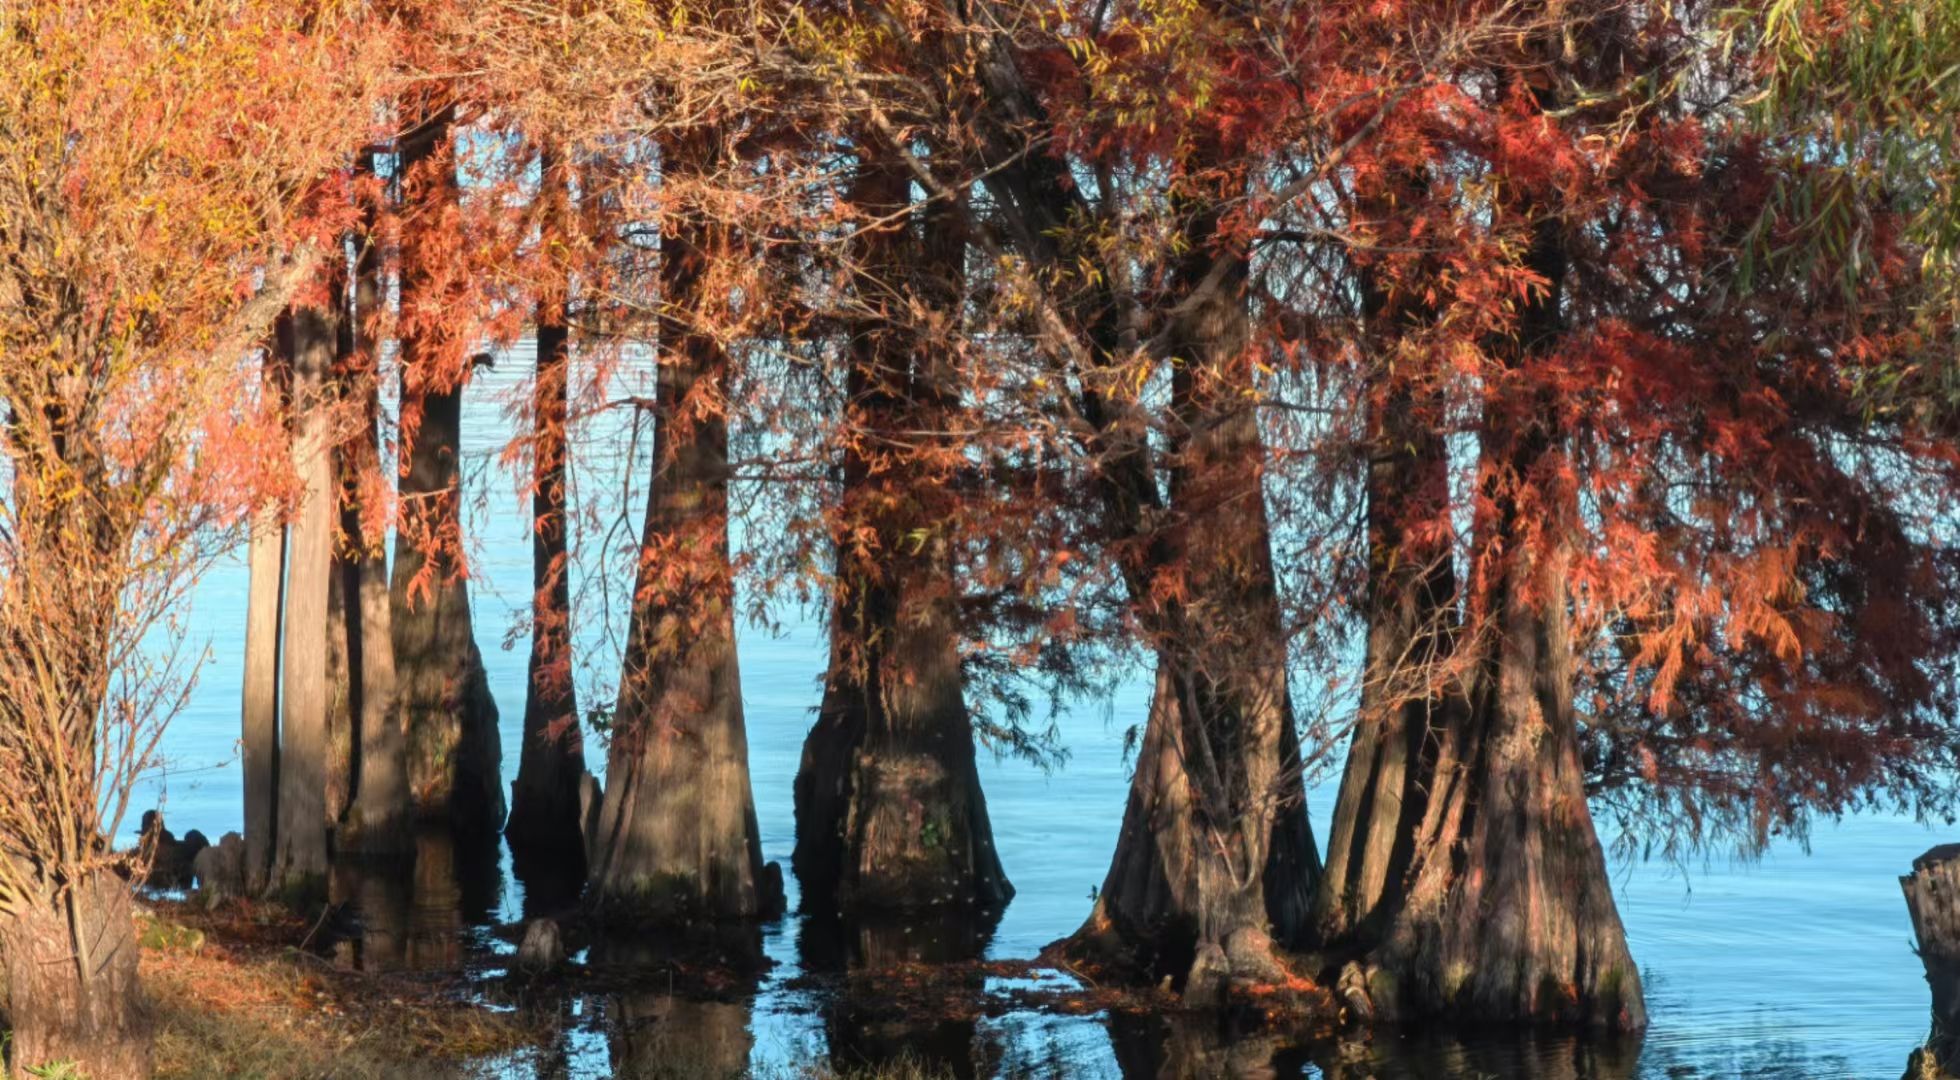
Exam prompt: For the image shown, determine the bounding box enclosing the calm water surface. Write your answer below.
[134,347,1941,1078]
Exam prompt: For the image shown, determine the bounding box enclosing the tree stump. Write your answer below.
[1902,844,1960,1078]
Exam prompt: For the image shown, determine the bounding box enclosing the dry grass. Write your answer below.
[140,900,545,1080]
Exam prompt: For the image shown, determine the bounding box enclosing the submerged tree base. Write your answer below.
[1049,909,1331,1018]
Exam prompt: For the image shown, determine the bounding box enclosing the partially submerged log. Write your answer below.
[1903,844,1960,1078]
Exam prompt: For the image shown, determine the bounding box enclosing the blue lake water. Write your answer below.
[135,345,1944,1078]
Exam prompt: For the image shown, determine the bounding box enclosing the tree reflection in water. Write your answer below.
[1107,1012,1645,1080]
[323,825,501,973]
[799,906,1006,1079]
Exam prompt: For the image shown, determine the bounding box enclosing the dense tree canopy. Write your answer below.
[4,0,1960,1071]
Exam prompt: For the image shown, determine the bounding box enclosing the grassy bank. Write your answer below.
[131,899,959,1080]
[140,899,541,1079]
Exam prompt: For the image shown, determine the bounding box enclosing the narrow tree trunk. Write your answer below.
[1313,235,1456,949]
[589,130,778,922]
[339,164,411,856]
[325,249,360,826]
[391,108,505,841]
[1312,392,1451,947]
[508,149,587,875]
[272,303,336,898]
[794,153,1010,914]
[326,552,355,823]
[1357,220,1643,1031]
[1903,846,1960,1077]
[0,872,151,1079]
[1061,185,1317,998]
[242,502,285,895]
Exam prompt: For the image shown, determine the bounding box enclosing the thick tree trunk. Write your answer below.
[1360,540,1643,1029]
[588,131,778,923]
[1355,220,1643,1031]
[966,56,1318,990]
[794,153,1010,914]
[391,109,505,841]
[242,503,284,895]
[272,304,335,898]
[508,150,587,876]
[1062,189,1317,998]
[1903,845,1960,1077]
[339,179,410,856]
[0,872,151,1079]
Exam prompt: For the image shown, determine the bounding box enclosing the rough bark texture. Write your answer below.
[1313,232,1454,949]
[0,872,151,1080]
[242,505,284,895]
[1060,181,1318,997]
[507,152,588,876]
[338,185,410,857]
[1355,220,1644,1031]
[392,110,504,842]
[326,558,354,824]
[588,131,778,923]
[965,45,1317,992]
[1903,845,1960,1077]
[272,304,335,898]
[793,153,1010,915]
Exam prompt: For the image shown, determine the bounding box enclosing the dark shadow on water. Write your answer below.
[588,932,763,1079]
[508,839,586,920]
[1108,1013,1647,1080]
[323,825,504,972]
[799,906,1006,1079]
[1311,1027,1645,1080]
[310,831,1882,1080]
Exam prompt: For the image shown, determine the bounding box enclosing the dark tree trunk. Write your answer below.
[1062,184,1318,998]
[793,151,1010,914]
[339,164,411,856]
[1313,391,1452,947]
[1904,846,1960,1077]
[272,302,336,898]
[1313,223,1456,949]
[1361,535,1642,1029]
[608,998,753,1077]
[507,149,587,876]
[1356,219,1643,1031]
[326,547,354,824]
[962,43,1316,992]
[588,131,778,922]
[391,109,505,842]
[242,494,284,895]
[804,907,1003,1079]
[1107,1012,1288,1079]
[0,872,151,1079]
